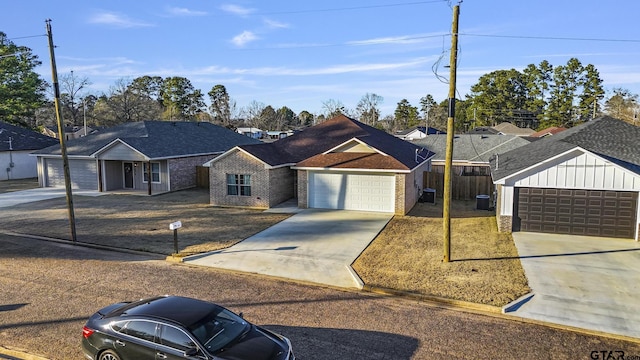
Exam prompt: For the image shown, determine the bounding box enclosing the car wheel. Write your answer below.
[98,350,121,360]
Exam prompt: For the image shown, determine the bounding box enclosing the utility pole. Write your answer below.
[443,3,461,263]
[46,19,78,243]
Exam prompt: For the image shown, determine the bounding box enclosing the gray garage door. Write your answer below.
[515,188,637,239]
[46,158,98,190]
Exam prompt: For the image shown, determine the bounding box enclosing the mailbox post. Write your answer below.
[169,221,182,254]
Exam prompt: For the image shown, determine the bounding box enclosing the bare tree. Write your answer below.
[92,78,162,126]
[356,93,383,125]
[241,100,266,128]
[60,70,91,126]
[321,99,346,120]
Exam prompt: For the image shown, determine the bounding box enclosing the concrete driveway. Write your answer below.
[183,209,393,289]
[509,232,640,338]
[0,187,103,208]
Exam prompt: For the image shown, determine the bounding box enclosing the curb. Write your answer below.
[502,292,535,313]
[362,285,502,313]
[361,286,640,344]
[0,231,166,259]
[0,345,48,360]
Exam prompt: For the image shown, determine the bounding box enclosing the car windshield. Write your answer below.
[188,308,248,353]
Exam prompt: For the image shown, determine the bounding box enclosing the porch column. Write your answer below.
[147,160,152,196]
[97,160,103,192]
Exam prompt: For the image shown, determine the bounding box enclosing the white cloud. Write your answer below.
[263,18,289,29]
[220,4,255,17]
[166,7,207,17]
[196,58,429,77]
[88,11,153,28]
[231,31,259,47]
[348,34,435,46]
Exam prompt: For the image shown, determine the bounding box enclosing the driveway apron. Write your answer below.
[511,232,640,338]
[0,187,103,208]
[183,209,393,289]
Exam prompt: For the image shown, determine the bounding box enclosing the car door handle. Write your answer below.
[156,352,167,359]
[115,340,125,347]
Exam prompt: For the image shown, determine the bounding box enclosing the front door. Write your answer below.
[124,162,134,189]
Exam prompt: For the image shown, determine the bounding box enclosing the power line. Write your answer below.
[461,33,640,43]
[258,0,447,15]
[6,34,47,41]
[237,33,447,50]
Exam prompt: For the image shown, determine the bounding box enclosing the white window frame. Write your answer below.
[226,174,251,196]
[143,162,161,184]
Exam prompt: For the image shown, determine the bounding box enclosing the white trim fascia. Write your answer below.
[268,163,296,170]
[292,166,409,174]
[33,154,95,160]
[150,151,225,161]
[432,159,488,166]
[322,138,390,157]
[202,146,269,168]
[409,156,434,172]
[494,146,640,185]
[91,138,148,160]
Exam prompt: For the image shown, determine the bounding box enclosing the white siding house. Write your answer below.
[491,117,640,240]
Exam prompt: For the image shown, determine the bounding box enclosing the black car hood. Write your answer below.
[216,326,287,360]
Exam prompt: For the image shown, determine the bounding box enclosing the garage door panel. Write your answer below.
[516,188,637,239]
[574,198,587,206]
[618,200,635,209]
[46,158,97,189]
[309,172,395,213]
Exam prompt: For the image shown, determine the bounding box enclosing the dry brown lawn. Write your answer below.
[0,188,290,255]
[0,178,39,194]
[352,200,531,307]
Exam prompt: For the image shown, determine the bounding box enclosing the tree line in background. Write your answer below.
[2,31,640,135]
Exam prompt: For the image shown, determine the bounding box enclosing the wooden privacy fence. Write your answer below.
[423,171,494,200]
[196,166,209,188]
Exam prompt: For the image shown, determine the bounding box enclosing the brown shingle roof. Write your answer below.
[530,126,567,137]
[238,114,433,169]
[297,152,408,170]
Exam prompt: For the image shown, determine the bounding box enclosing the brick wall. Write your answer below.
[497,215,513,233]
[168,155,218,191]
[402,162,430,215]
[268,166,295,206]
[395,174,406,215]
[297,170,308,209]
[495,184,513,232]
[209,150,270,208]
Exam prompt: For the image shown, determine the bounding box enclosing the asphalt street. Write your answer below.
[1,234,639,360]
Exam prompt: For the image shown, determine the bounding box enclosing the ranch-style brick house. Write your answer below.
[205,115,435,214]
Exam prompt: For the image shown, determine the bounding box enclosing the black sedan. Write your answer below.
[82,295,295,360]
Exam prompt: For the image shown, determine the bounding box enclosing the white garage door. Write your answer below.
[309,172,395,212]
[45,158,98,190]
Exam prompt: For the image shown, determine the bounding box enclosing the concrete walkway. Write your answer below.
[509,232,640,338]
[183,209,393,289]
[0,187,104,208]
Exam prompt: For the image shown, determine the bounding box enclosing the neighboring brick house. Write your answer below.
[205,115,435,214]
[33,121,261,195]
[490,116,640,240]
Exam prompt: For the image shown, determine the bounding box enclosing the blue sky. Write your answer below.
[3,1,640,117]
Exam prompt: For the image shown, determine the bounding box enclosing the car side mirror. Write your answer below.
[238,312,243,319]
[184,347,198,357]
